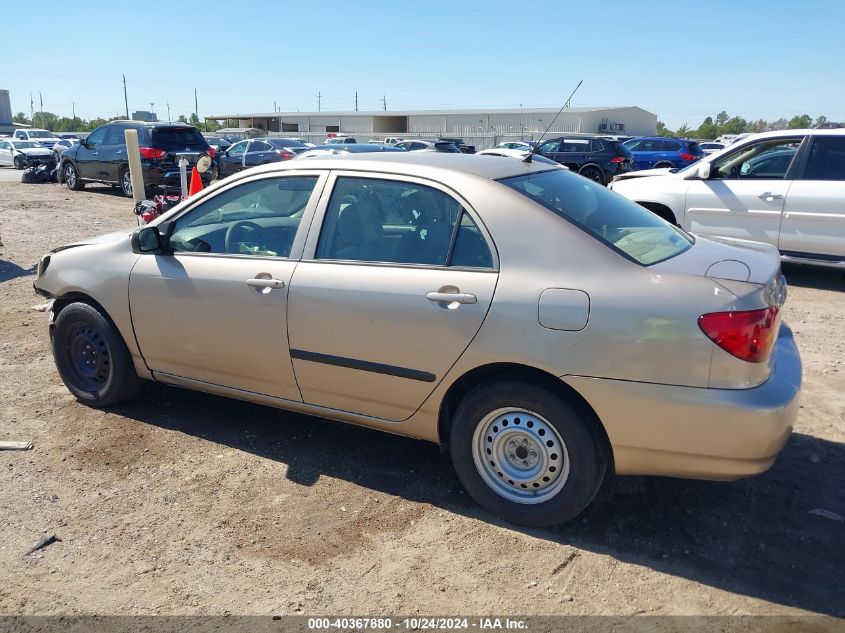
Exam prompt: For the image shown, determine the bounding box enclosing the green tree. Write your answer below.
[696,116,717,139]
[722,117,747,134]
[675,123,691,137]
[204,118,222,132]
[13,112,31,125]
[813,115,828,128]
[715,110,729,132]
[746,119,768,133]
[189,112,201,126]
[177,114,188,123]
[787,114,812,129]
[767,118,788,131]
[32,111,58,130]
[655,120,674,137]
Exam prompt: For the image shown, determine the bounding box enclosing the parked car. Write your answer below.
[202,135,232,156]
[0,139,55,169]
[296,144,405,158]
[52,138,80,161]
[535,136,634,184]
[369,137,402,146]
[59,121,213,197]
[33,152,800,527]
[476,147,563,166]
[438,137,476,153]
[394,139,461,152]
[13,128,62,149]
[495,141,537,151]
[323,136,357,144]
[698,141,726,155]
[609,129,845,268]
[623,137,704,170]
[217,137,310,179]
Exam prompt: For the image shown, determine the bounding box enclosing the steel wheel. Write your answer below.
[61,322,113,392]
[472,407,570,504]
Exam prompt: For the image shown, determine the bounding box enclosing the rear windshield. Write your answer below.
[688,141,704,156]
[501,170,693,265]
[269,138,307,148]
[151,127,209,149]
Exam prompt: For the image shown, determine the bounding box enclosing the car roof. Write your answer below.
[256,151,557,180]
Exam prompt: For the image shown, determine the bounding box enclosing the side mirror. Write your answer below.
[131,226,162,253]
[697,162,711,179]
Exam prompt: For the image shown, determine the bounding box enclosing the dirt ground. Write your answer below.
[0,172,843,618]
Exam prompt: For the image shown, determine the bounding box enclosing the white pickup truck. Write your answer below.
[13,128,62,149]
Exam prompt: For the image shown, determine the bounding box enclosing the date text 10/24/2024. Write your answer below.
[307,618,528,630]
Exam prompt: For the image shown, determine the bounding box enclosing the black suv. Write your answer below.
[438,137,476,153]
[60,121,213,197]
[535,136,633,184]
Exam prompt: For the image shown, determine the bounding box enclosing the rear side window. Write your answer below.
[802,137,845,181]
[662,140,681,151]
[501,170,693,266]
[105,126,129,146]
[151,127,209,149]
[687,142,704,156]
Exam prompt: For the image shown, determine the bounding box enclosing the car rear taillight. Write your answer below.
[609,156,626,163]
[207,147,215,158]
[679,152,696,162]
[698,306,779,363]
[276,150,294,160]
[139,147,166,159]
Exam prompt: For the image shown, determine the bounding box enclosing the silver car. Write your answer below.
[33,153,801,526]
[0,139,54,169]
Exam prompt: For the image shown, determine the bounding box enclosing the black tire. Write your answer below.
[52,302,142,407]
[14,155,24,170]
[64,162,84,191]
[579,165,605,185]
[654,162,675,169]
[119,167,133,197]
[449,380,608,527]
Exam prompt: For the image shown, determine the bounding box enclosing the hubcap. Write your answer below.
[472,407,570,504]
[66,166,76,187]
[64,324,111,391]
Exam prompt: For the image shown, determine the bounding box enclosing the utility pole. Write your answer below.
[274,100,277,112]
[29,93,34,123]
[149,102,155,119]
[72,102,76,126]
[194,87,198,118]
[317,91,321,112]
[166,101,171,121]
[382,95,387,111]
[122,74,129,119]
[355,91,358,112]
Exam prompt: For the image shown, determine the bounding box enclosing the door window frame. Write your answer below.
[148,170,330,262]
[793,135,845,181]
[300,170,499,271]
[709,135,808,181]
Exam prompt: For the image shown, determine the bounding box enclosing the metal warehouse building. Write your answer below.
[205,106,657,149]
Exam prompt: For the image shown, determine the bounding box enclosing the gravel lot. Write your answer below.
[0,172,843,617]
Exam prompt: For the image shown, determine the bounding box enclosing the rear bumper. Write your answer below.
[563,324,802,480]
[143,164,213,188]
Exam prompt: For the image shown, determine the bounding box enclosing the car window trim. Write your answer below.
[792,135,831,181]
[713,135,807,181]
[300,169,499,272]
[149,170,330,262]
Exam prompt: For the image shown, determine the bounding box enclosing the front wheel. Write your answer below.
[52,302,142,407]
[449,381,608,527]
[64,162,84,190]
[14,155,25,170]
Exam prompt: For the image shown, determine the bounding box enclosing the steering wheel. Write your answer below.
[225,220,262,253]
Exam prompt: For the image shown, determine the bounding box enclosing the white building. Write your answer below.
[206,106,657,148]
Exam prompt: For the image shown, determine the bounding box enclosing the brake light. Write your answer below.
[679,152,696,162]
[276,150,294,160]
[609,156,626,163]
[698,306,779,363]
[207,147,215,158]
[139,147,166,159]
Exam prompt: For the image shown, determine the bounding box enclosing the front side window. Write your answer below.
[316,177,493,268]
[712,138,802,179]
[501,169,693,266]
[539,140,562,154]
[228,141,248,156]
[85,126,108,147]
[802,137,845,181]
[168,176,318,257]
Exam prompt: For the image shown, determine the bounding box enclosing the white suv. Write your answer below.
[609,129,845,268]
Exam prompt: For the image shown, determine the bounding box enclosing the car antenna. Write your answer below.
[523,79,583,163]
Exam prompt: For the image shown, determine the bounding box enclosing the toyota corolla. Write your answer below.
[33,153,801,526]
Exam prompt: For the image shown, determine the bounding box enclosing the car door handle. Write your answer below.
[92,152,99,155]
[758,192,783,200]
[245,278,285,289]
[426,291,477,304]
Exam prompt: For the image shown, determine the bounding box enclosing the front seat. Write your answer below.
[335,202,384,261]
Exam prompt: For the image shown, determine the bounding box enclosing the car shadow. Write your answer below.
[0,260,36,282]
[782,262,845,292]
[111,384,844,616]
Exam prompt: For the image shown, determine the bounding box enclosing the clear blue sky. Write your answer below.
[3,0,843,128]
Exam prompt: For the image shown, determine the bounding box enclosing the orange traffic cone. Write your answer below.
[188,166,203,196]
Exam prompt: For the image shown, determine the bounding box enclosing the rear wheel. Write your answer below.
[64,162,84,190]
[120,167,133,197]
[449,381,608,527]
[52,302,142,407]
[579,165,605,185]
[654,161,675,169]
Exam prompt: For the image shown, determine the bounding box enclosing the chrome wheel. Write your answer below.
[121,170,132,196]
[65,164,77,188]
[472,407,570,504]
